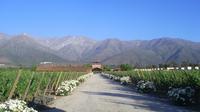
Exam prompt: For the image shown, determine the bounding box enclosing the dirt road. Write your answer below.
[47,74,189,112]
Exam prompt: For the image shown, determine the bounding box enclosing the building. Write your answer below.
[40,62,53,65]
[36,64,91,72]
[92,61,102,72]
[167,67,175,70]
[92,61,102,69]
[0,64,5,67]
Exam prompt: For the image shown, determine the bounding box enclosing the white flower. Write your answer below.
[0,104,6,109]
[56,73,91,96]
[78,73,92,82]
[0,99,37,112]
[136,80,156,93]
[167,86,195,105]
[120,76,131,85]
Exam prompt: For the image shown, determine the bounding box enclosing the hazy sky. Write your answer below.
[0,0,199,41]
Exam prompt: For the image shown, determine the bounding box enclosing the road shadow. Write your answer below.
[82,74,191,112]
[82,90,189,112]
[28,102,65,112]
[41,108,66,112]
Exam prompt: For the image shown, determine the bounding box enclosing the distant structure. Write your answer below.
[92,61,102,72]
[40,62,53,65]
[0,64,5,67]
[36,63,91,72]
[167,67,175,70]
[136,65,199,71]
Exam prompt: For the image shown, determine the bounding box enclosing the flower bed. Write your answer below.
[101,73,131,85]
[120,76,131,85]
[102,73,156,93]
[56,73,92,96]
[168,86,195,105]
[103,71,200,106]
[136,80,156,93]
[0,99,37,112]
[77,74,92,83]
[56,80,79,96]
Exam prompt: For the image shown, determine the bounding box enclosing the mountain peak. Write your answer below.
[0,33,199,65]
[62,36,96,42]
[11,34,33,41]
[22,32,28,36]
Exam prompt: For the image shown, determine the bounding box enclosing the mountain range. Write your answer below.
[0,33,200,66]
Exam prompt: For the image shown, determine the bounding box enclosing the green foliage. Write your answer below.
[103,65,111,71]
[31,65,37,71]
[120,64,133,71]
[83,64,92,67]
[0,68,85,102]
[106,70,200,96]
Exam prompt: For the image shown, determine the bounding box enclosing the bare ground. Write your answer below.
[45,73,191,112]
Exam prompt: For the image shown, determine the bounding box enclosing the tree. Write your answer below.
[103,65,111,71]
[151,64,157,68]
[181,61,189,67]
[169,61,178,67]
[159,64,164,68]
[120,64,133,71]
[163,63,169,69]
[134,63,141,69]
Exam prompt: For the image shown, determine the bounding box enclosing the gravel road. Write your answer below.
[46,73,190,112]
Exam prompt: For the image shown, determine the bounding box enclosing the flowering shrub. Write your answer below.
[56,73,92,96]
[168,86,195,105]
[136,80,156,93]
[101,73,119,81]
[101,73,132,85]
[0,99,37,112]
[103,73,115,80]
[113,76,121,81]
[120,76,131,85]
[77,73,92,83]
[101,73,109,77]
[56,80,79,96]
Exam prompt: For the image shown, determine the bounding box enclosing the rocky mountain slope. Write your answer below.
[0,34,70,66]
[0,33,199,66]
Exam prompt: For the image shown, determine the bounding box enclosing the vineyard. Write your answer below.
[0,68,86,103]
[1,67,200,111]
[104,70,200,105]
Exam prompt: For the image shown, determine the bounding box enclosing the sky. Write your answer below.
[0,0,199,41]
